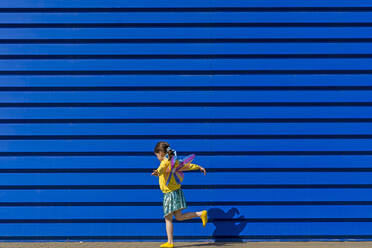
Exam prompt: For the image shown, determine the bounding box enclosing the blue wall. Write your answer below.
[0,0,372,242]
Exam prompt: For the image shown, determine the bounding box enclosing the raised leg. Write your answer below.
[174,209,203,221]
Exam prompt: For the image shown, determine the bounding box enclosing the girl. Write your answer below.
[151,141,208,248]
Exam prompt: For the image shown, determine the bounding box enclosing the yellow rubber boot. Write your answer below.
[200,210,208,227]
[160,242,174,248]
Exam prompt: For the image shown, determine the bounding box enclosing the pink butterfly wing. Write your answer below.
[165,156,177,173]
[179,154,196,171]
[175,171,184,181]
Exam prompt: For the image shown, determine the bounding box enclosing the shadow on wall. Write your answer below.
[208,207,248,242]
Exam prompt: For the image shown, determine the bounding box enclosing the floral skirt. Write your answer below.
[163,188,187,217]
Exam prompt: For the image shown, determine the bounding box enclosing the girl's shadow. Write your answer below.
[176,207,248,247]
[208,207,248,243]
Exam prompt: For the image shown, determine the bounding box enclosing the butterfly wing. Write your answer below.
[178,154,196,171]
[165,154,195,185]
[173,159,184,183]
[166,155,178,186]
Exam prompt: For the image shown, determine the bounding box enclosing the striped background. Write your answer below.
[1,0,372,242]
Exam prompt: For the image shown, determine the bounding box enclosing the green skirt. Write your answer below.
[163,188,187,217]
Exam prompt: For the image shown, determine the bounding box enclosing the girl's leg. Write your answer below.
[164,213,174,244]
[174,209,203,221]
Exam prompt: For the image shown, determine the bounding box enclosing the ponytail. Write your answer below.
[166,146,176,161]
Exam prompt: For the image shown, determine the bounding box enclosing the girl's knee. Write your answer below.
[165,213,173,221]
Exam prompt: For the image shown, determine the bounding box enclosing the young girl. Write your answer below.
[151,141,208,248]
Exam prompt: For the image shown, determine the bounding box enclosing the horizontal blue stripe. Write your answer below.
[2,103,372,107]
[3,205,371,219]
[2,86,372,91]
[0,235,368,241]
[3,70,372,75]
[0,168,370,173]
[1,189,372,202]
[0,90,371,102]
[1,75,372,87]
[2,27,372,39]
[0,155,369,169]
[2,119,372,124]
[0,222,371,236]
[3,55,372,59]
[7,185,368,189]
[5,23,372,28]
[3,38,372,44]
[0,139,371,151]
[2,13,372,24]
[1,151,371,156]
[3,8,372,13]
[0,123,371,135]
[1,134,372,139]
[3,218,371,223]
[0,172,370,185]
[0,201,370,206]
[3,23,372,28]
[0,1,372,8]
[2,43,372,55]
[0,107,370,118]
[2,59,372,70]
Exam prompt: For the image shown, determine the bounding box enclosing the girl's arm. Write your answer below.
[181,163,207,175]
[151,160,168,176]
[187,163,200,170]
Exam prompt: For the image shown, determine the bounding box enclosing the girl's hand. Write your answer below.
[152,169,159,177]
[199,166,207,175]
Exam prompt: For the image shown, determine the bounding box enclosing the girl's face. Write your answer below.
[155,151,165,161]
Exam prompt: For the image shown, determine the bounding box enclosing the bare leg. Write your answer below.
[174,210,203,221]
[164,213,174,244]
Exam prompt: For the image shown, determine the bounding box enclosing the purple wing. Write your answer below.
[165,154,196,186]
[171,155,176,169]
[166,156,178,185]
[179,154,196,171]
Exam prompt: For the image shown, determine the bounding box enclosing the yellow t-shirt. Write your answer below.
[156,158,200,193]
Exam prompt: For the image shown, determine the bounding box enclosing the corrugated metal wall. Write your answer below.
[0,0,372,242]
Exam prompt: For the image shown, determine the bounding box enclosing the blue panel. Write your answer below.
[0,123,371,135]
[2,13,372,23]
[0,90,371,102]
[0,107,370,118]
[1,0,371,241]
[2,206,372,219]
[0,172,370,185]
[0,155,370,169]
[0,222,372,237]
[1,75,372,87]
[2,27,372,39]
[2,43,372,55]
[0,206,164,219]
[0,0,371,8]
[0,139,371,152]
[0,189,372,202]
[2,59,372,70]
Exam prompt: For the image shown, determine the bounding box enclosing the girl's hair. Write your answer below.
[154,141,175,161]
